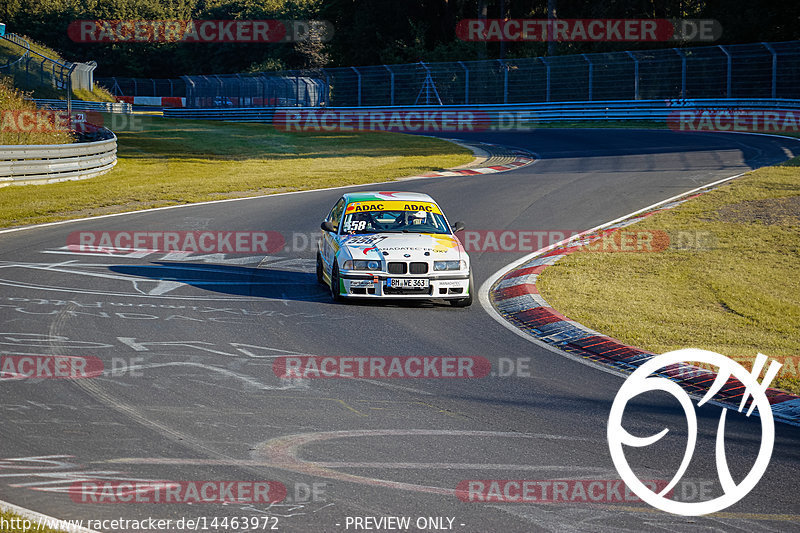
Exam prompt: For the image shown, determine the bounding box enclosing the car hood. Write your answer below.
[340,233,465,261]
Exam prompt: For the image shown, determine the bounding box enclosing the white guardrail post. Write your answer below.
[0,134,117,186]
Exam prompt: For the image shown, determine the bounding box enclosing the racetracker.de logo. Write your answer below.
[68,481,286,504]
[668,109,800,133]
[272,110,514,133]
[273,356,491,379]
[67,20,333,43]
[456,19,721,42]
[66,231,285,254]
[1,110,103,134]
[457,229,672,253]
[456,479,670,503]
[0,355,103,379]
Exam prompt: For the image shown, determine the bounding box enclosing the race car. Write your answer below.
[316,191,473,306]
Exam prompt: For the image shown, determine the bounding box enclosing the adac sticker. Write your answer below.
[345,201,442,214]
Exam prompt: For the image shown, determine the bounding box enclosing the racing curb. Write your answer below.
[488,179,800,426]
[400,141,536,179]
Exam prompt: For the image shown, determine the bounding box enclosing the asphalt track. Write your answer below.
[1,129,799,532]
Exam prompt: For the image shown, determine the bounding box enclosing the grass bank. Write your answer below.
[0,116,472,227]
[0,508,69,533]
[538,152,800,394]
[0,36,115,101]
[0,76,74,145]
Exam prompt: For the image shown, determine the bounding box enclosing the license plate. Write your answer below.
[387,278,429,289]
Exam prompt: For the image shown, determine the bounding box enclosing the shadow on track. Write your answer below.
[108,262,454,308]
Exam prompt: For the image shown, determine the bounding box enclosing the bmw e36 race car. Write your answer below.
[316,191,473,306]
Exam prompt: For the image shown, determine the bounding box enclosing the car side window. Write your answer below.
[328,198,346,232]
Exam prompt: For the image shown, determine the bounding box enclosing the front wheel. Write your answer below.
[450,271,473,307]
[316,252,325,285]
[330,263,344,302]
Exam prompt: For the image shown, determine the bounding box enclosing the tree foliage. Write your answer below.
[1,0,797,77]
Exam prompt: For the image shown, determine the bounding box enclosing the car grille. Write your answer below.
[387,262,407,274]
[387,261,429,274]
[409,262,428,274]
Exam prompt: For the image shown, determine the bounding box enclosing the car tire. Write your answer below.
[450,271,473,307]
[316,252,325,285]
[330,263,344,302]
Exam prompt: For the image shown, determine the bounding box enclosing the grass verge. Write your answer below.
[533,120,666,129]
[0,116,472,228]
[0,36,115,101]
[0,509,69,532]
[0,76,74,145]
[538,151,800,395]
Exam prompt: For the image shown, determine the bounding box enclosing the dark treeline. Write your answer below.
[0,0,797,77]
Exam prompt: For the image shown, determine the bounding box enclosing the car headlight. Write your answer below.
[434,260,466,271]
[343,260,381,270]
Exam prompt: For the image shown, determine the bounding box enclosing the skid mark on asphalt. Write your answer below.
[98,361,308,390]
[356,399,468,419]
[104,429,598,497]
[254,429,596,497]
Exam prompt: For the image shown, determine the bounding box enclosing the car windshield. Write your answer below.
[341,209,450,235]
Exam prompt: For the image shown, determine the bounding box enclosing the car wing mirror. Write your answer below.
[451,221,465,233]
[321,220,337,232]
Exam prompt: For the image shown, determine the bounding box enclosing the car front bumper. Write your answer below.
[339,271,470,299]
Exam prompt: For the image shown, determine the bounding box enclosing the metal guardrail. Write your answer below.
[0,34,30,70]
[0,33,76,93]
[0,134,117,186]
[32,99,132,114]
[163,99,800,125]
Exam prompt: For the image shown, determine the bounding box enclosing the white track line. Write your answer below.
[478,170,748,381]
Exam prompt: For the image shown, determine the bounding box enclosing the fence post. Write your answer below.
[235,73,242,106]
[458,61,469,104]
[582,54,593,101]
[718,45,732,98]
[540,57,550,102]
[351,66,362,106]
[183,76,195,107]
[324,71,331,106]
[626,51,639,100]
[213,74,224,106]
[67,64,77,116]
[168,78,173,97]
[673,48,686,98]
[762,42,777,99]
[383,65,394,106]
[498,59,508,104]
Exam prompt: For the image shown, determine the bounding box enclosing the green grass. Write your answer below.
[532,120,667,129]
[0,116,472,227]
[0,509,69,533]
[0,76,74,145]
[538,155,800,394]
[0,37,116,101]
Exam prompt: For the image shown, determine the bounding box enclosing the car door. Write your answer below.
[321,197,346,271]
